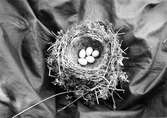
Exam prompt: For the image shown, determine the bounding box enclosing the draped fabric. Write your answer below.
[0,0,167,117]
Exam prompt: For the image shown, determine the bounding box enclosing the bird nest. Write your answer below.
[47,21,128,107]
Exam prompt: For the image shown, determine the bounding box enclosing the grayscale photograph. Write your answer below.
[0,0,166,118]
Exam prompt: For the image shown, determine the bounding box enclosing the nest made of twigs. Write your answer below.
[47,21,128,107]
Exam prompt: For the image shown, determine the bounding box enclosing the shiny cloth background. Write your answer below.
[0,0,167,118]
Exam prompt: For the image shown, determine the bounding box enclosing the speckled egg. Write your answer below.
[79,49,86,58]
[86,56,95,63]
[86,47,93,56]
[78,58,88,66]
[92,50,100,57]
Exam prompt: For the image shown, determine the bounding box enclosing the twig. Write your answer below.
[110,91,116,110]
[12,91,76,118]
[113,91,124,100]
[95,90,99,104]
[57,92,89,112]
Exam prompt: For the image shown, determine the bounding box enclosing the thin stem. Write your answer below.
[110,91,116,110]
[95,90,99,104]
[57,92,89,113]
[113,91,124,100]
[12,91,76,118]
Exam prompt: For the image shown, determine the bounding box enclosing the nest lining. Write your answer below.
[47,21,128,107]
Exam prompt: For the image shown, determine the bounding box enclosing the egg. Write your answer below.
[86,47,93,56]
[78,58,87,66]
[79,49,86,58]
[92,50,100,57]
[86,56,95,63]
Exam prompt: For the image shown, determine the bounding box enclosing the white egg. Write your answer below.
[78,58,87,66]
[92,50,100,57]
[86,56,95,63]
[86,47,93,56]
[79,49,86,58]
